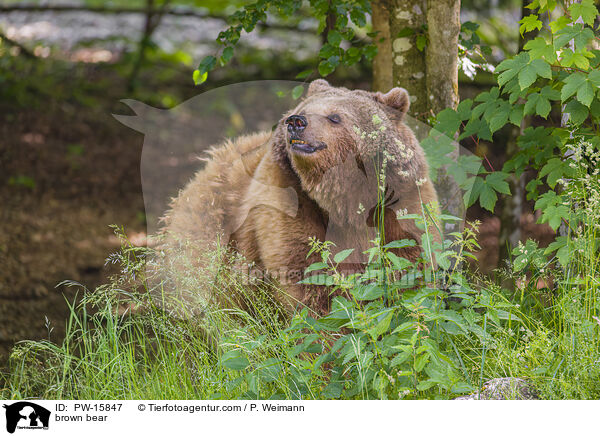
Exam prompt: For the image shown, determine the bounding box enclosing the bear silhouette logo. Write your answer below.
[3,402,50,433]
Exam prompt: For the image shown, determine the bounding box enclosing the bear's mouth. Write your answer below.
[289,138,327,154]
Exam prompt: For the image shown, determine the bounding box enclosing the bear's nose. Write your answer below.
[285,114,307,133]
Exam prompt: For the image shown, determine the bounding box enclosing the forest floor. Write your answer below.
[0,98,146,367]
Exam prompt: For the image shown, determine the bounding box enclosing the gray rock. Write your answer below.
[455,378,539,400]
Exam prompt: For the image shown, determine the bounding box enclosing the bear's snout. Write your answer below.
[285,114,307,136]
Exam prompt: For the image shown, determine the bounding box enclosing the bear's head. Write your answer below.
[272,79,429,226]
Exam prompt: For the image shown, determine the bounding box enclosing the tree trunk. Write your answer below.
[371,0,460,118]
[387,0,428,117]
[425,0,460,114]
[371,1,393,92]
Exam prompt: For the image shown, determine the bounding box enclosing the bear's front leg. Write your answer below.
[249,193,328,314]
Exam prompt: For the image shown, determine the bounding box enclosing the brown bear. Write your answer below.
[157,79,438,315]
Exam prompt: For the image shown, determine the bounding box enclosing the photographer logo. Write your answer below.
[2,402,50,433]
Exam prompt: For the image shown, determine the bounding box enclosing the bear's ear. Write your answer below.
[307,79,332,96]
[375,87,410,115]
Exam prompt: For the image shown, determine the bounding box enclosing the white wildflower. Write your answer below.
[396,208,408,219]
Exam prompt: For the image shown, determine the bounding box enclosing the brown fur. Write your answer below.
[158,80,438,315]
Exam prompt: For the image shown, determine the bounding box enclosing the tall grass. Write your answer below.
[1,231,325,400]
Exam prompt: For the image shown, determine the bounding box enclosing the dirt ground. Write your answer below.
[0,101,146,369]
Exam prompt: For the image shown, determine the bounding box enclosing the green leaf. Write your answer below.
[561,73,587,102]
[589,70,600,87]
[523,94,537,116]
[192,69,207,85]
[519,15,542,35]
[479,185,498,213]
[456,99,473,119]
[541,85,561,101]
[396,27,414,38]
[524,37,557,63]
[497,53,530,88]
[464,177,483,208]
[459,117,492,142]
[368,310,394,339]
[414,354,430,372]
[327,30,342,47]
[536,96,551,118]
[509,104,524,126]
[496,53,528,73]
[544,236,570,266]
[560,49,592,70]
[386,252,414,270]
[198,55,216,75]
[539,158,575,188]
[530,59,551,79]
[534,192,570,231]
[518,65,538,90]
[363,44,378,61]
[318,60,336,76]
[467,173,510,212]
[474,87,502,121]
[549,16,570,33]
[486,172,511,195]
[343,47,361,65]
[541,204,570,230]
[221,350,250,371]
[417,380,436,391]
[382,239,417,249]
[568,0,599,26]
[351,284,384,301]
[349,8,367,26]
[333,248,354,264]
[564,99,589,125]
[321,382,343,399]
[319,43,336,59]
[554,24,595,51]
[390,351,411,367]
[489,105,510,133]
[590,99,600,118]
[295,69,313,79]
[577,80,595,107]
[525,93,552,119]
[435,108,462,134]
[221,46,234,64]
[222,357,249,371]
[292,85,304,100]
[416,34,427,51]
[304,262,328,274]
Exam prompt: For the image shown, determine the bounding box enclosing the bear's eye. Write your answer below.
[327,114,341,124]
